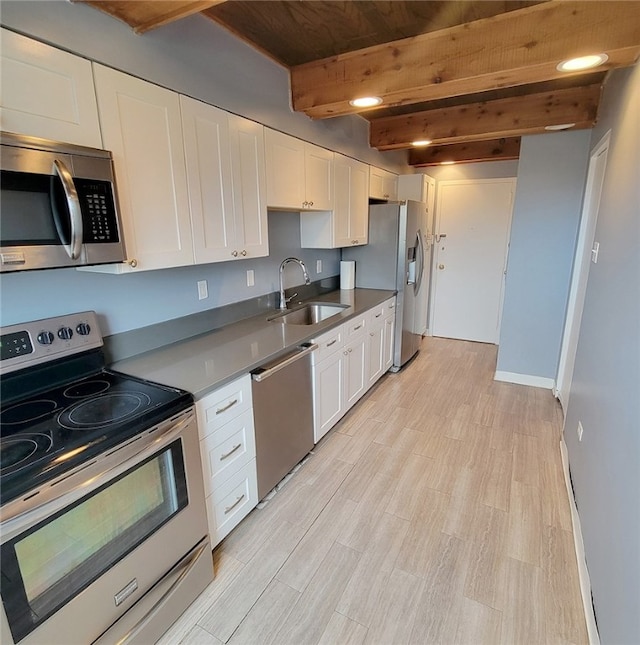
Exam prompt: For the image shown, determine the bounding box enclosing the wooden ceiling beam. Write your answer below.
[370,83,601,150]
[80,1,226,34]
[290,1,640,119]
[409,138,521,166]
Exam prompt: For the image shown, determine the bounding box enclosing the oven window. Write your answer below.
[1,439,188,643]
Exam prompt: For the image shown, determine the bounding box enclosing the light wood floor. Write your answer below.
[159,337,587,645]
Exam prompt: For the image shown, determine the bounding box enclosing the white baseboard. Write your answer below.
[494,370,555,389]
[560,439,600,645]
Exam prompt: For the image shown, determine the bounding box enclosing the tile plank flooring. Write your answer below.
[159,337,587,645]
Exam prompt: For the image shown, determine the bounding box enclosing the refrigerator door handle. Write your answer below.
[414,230,424,294]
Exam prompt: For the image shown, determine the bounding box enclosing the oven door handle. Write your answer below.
[1,409,194,539]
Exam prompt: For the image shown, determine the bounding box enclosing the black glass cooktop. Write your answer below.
[0,368,192,506]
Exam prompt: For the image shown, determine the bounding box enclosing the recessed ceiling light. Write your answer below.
[412,139,433,147]
[440,161,455,166]
[557,53,608,72]
[545,123,576,131]
[349,96,383,108]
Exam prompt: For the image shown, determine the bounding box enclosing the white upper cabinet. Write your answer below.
[265,129,333,210]
[369,166,398,201]
[300,152,369,248]
[180,97,268,263]
[227,114,268,260]
[181,96,234,264]
[93,64,194,272]
[0,28,102,147]
[397,173,430,203]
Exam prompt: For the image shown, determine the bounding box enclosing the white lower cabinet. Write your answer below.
[196,374,258,547]
[311,297,396,442]
[383,298,396,370]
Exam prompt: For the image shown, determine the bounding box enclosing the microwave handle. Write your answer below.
[52,159,83,260]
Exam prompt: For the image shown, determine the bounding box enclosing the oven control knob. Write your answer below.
[57,326,74,340]
[76,322,91,336]
[37,331,55,345]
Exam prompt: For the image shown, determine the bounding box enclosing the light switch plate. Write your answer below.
[316,259,322,273]
[591,242,600,264]
[197,280,208,300]
[247,270,255,287]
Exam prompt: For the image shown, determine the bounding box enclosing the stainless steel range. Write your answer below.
[0,312,213,645]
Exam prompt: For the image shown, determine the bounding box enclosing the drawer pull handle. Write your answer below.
[220,443,242,460]
[326,339,337,347]
[375,313,382,318]
[224,494,245,515]
[370,332,375,336]
[353,324,362,330]
[216,398,238,415]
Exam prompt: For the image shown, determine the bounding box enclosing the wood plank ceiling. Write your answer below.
[81,1,640,166]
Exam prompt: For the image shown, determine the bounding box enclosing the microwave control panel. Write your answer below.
[75,179,120,243]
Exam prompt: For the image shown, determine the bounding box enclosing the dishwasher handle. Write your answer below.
[251,343,317,382]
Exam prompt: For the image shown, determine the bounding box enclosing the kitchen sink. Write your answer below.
[268,302,348,325]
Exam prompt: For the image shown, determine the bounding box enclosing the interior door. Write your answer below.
[432,178,515,343]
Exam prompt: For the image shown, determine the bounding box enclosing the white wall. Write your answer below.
[496,130,591,380]
[563,64,640,645]
[0,1,408,334]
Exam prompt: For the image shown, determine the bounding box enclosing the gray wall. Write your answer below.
[563,65,640,645]
[419,159,519,182]
[496,130,591,379]
[0,212,339,335]
[0,1,408,334]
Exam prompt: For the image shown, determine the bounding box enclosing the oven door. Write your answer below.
[0,408,212,645]
[0,142,125,272]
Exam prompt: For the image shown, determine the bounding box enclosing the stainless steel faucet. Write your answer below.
[279,257,310,309]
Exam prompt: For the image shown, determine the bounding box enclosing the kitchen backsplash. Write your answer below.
[0,211,340,336]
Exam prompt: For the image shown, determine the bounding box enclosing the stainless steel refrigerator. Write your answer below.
[343,200,428,371]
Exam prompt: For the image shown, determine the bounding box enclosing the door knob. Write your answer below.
[439,264,445,270]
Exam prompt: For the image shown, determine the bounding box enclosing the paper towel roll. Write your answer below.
[340,260,355,290]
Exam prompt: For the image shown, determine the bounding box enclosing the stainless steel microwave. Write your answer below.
[0,132,126,272]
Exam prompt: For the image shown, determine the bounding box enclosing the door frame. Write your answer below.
[429,177,516,344]
[555,131,610,410]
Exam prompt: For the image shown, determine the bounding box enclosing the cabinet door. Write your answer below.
[304,143,333,210]
[93,64,193,271]
[367,322,385,386]
[181,96,236,264]
[313,349,345,443]
[344,335,367,410]
[229,115,268,259]
[0,29,102,148]
[384,314,395,370]
[349,158,369,244]
[265,128,305,209]
[332,153,352,247]
[369,166,398,201]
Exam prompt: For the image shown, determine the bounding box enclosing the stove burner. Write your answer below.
[58,392,152,430]
[1,434,53,473]
[63,379,111,399]
[0,399,59,426]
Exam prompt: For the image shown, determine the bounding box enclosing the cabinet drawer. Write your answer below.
[382,297,396,315]
[199,409,256,496]
[368,304,386,326]
[196,374,252,437]
[205,459,258,546]
[311,325,344,363]
[345,315,367,338]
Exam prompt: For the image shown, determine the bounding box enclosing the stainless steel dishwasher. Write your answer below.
[251,343,316,500]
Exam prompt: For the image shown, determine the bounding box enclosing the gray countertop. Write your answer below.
[111,288,395,399]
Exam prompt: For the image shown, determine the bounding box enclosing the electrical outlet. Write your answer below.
[577,421,584,442]
[246,269,255,287]
[591,242,600,264]
[316,259,322,273]
[197,280,208,300]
